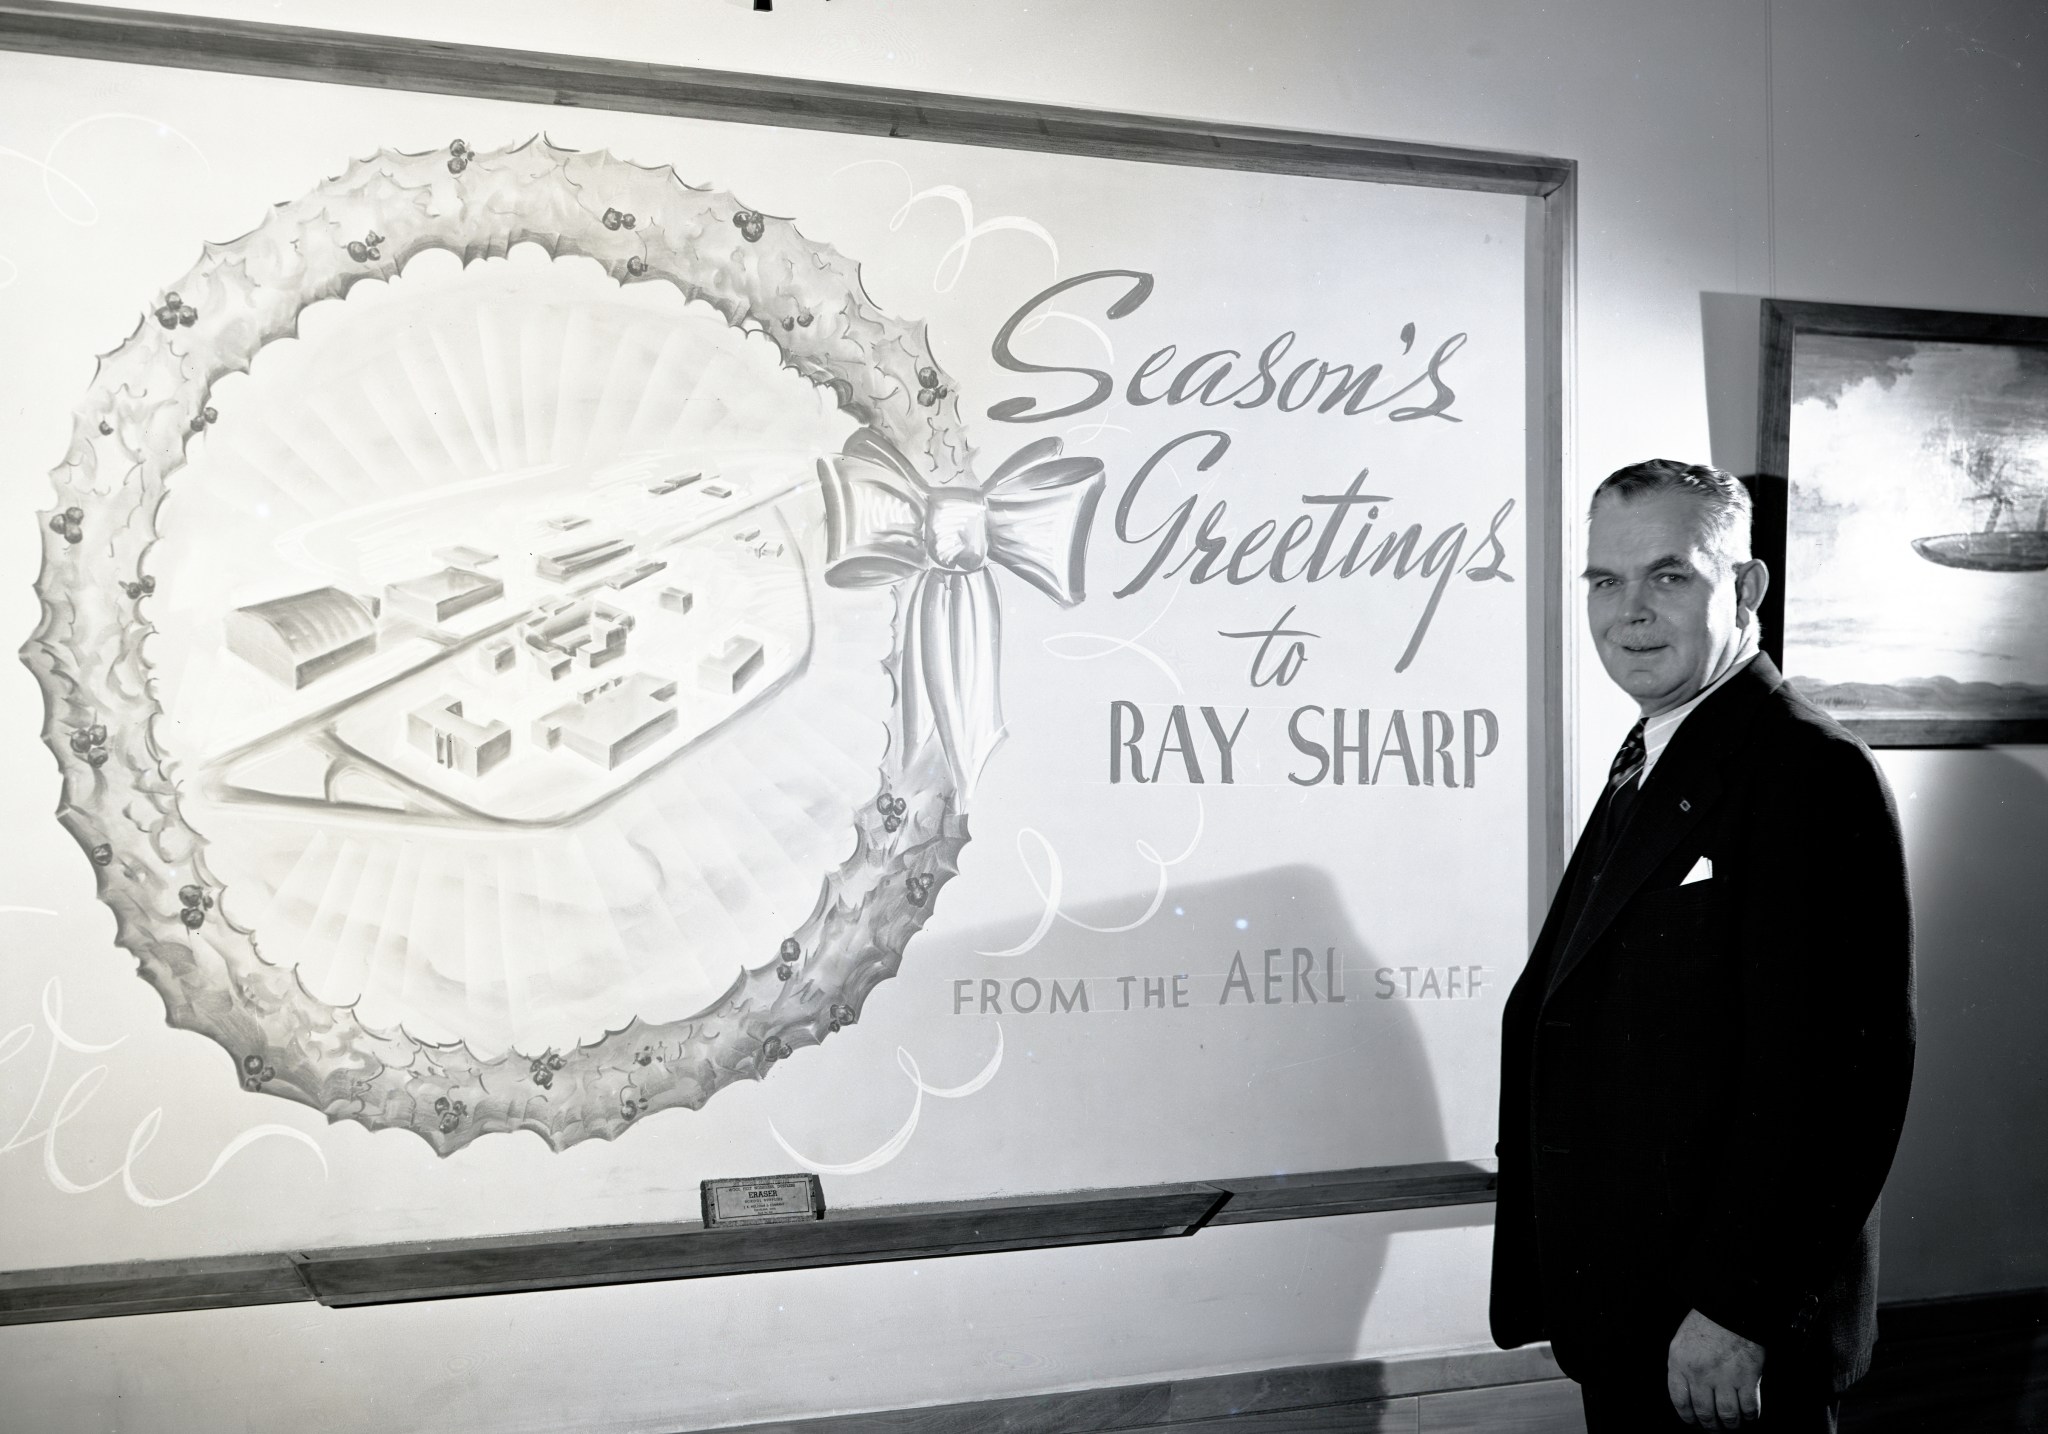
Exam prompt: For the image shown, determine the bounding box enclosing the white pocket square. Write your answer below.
[1681,856,1714,885]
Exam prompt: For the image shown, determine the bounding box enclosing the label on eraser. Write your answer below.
[700,1173,826,1227]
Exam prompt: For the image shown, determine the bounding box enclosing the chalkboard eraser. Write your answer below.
[700,1173,827,1227]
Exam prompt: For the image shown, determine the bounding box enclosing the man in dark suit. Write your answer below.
[1491,460,1916,1432]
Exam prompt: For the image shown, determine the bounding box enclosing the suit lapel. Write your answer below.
[1543,655,1784,1003]
[1531,782,1615,967]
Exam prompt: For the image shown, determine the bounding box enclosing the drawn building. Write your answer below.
[606,559,667,590]
[537,535,633,581]
[406,696,512,778]
[520,597,634,680]
[532,673,679,769]
[224,587,378,689]
[699,635,766,694]
[383,566,504,624]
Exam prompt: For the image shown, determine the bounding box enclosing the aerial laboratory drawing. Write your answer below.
[203,451,812,827]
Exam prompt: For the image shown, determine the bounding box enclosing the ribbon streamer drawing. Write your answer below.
[0,111,212,290]
[769,1026,1006,1176]
[0,976,327,1206]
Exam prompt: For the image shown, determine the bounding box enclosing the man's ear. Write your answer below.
[1735,558,1770,626]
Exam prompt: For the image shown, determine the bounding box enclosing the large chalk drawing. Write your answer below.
[23,138,1103,1152]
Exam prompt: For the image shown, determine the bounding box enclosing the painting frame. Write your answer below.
[1760,297,2048,747]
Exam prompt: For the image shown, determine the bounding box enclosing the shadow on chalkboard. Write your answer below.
[926,863,1450,1172]
[903,861,1460,1361]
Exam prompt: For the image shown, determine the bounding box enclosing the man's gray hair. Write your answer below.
[1591,459,1753,569]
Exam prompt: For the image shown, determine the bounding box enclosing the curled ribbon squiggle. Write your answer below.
[1,977,328,1206]
[978,796,1206,958]
[768,1026,1006,1176]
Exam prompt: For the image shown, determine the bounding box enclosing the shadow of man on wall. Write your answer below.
[857,861,1514,1426]
[1842,747,2048,1432]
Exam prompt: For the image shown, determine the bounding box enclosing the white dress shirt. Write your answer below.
[1635,627,1763,787]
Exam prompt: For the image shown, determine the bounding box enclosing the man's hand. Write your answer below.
[1666,1308,1764,1427]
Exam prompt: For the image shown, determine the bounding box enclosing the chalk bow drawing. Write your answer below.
[818,427,1105,794]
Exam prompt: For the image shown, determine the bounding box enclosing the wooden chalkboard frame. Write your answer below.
[0,0,1572,1320]
[1759,298,2048,747]
[0,1160,1498,1324]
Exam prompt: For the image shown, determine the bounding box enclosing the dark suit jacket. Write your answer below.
[1491,655,1915,1391]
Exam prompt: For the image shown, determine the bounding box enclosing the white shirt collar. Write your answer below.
[1636,628,1762,785]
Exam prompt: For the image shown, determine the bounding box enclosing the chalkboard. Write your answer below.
[0,8,1570,1278]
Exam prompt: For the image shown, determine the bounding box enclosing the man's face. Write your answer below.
[1585,489,1764,717]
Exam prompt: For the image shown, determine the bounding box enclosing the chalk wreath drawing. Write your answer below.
[23,138,1104,1153]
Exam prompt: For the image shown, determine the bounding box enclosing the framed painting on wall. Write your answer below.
[1760,299,2048,746]
[0,3,1570,1318]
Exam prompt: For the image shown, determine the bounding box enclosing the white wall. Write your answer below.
[0,2,2042,1429]
[1715,0,2048,1304]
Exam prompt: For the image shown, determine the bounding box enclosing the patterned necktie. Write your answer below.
[1608,719,1647,795]
[1603,719,1647,840]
